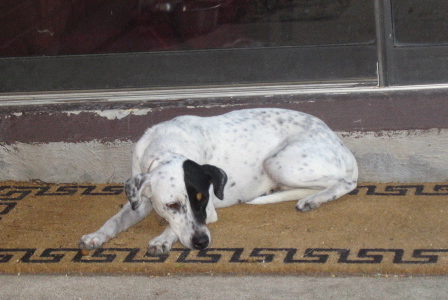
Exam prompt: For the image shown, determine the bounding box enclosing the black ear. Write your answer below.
[201,164,227,200]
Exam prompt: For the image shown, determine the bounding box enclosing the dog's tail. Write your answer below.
[246,189,319,205]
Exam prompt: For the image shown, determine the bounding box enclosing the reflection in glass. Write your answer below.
[1,0,374,57]
[393,0,448,45]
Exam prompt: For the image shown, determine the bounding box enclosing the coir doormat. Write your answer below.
[1,182,448,276]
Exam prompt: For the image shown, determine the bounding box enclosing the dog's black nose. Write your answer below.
[192,234,209,250]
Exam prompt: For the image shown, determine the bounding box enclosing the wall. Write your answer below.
[1,86,448,183]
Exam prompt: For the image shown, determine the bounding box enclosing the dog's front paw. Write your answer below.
[296,198,320,212]
[79,232,110,250]
[147,238,173,256]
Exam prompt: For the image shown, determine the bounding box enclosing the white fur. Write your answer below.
[80,108,358,255]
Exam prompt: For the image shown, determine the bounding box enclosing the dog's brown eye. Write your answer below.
[196,193,203,201]
[166,202,180,210]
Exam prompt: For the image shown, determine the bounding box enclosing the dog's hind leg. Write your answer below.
[252,139,357,211]
[247,179,356,212]
[294,178,356,212]
[247,188,319,205]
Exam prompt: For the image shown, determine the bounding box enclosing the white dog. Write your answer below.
[80,108,358,255]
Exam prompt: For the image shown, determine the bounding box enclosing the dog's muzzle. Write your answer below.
[192,233,210,250]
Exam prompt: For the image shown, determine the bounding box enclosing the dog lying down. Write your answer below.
[80,108,358,255]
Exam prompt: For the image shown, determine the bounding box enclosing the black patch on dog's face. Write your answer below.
[183,160,211,224]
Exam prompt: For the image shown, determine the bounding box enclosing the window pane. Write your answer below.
[1,0,374,57]
[393,0,448,45]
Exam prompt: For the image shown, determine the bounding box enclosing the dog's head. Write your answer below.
[124,158,227,250]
